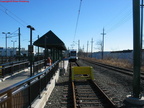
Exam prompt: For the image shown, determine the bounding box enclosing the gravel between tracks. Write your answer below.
[44,66,70,108]
[44,59,144,108]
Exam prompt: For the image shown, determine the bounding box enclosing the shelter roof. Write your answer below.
[33,30,66,50]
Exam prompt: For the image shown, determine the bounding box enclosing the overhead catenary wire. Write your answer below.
[73,0,83,42]
[94,4,132,36]
[0,4,41,40]
[0,4,27,27]
[106,8,132,33]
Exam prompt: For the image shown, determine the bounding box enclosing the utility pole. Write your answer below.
[124,1,144,107]
[11,40,17,56]
[38,35,39,55]
[133,0,141,98]
[101,28,106,59]
[91,38,93,58]
[83,45,84,51]
[38,35,39,59]
[78,40,80,56]
[27,25,35,77]
[45,35,47,69]
[18,27,21,61]
[87,41,89,57]
[78,40,80,52]
[2,32,11,57]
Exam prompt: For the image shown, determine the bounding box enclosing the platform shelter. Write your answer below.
[33,30,67,62]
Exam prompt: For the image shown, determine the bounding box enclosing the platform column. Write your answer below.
[53,48,54,62]
[51,48,53,62]
[53,48,56,62]
[56,49,58,61]
[58,49,60,60]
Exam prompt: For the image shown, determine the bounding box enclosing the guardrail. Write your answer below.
[0,60,59,108]
[0,61,29,78]
[0,59,46,78]
[33,60,45,74]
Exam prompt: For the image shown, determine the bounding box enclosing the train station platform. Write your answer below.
[31,60,68,108]
[0,60,69,108]
[0,65,46,89]
[0,60,68,91]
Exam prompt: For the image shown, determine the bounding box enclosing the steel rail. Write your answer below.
[89,80,117,108]
[70,61,117,108]
[72,81,77,108]
[81,58,144,80]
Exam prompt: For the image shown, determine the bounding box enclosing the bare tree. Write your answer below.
[96,40,103,52]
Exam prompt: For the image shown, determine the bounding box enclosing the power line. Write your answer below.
[0,4,41,41]
[107,9,132,33]
[95,5,132,35]
[0,4,27,25]
[73,0,83,41]
[0,4,28,27]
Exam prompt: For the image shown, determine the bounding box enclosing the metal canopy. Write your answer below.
[33,30,67,50]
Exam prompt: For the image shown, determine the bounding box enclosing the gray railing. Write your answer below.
[33,60,45,74]
[0,60,59,108]
[0,59,46,78]
[0,60,29,78]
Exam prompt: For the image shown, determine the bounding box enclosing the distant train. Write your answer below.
[69,50,78,62]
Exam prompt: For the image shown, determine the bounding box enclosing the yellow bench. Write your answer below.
[72,66,94,81]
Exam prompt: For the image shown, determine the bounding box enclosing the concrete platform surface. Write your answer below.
[0,68,31,90]
[0,60,68,91]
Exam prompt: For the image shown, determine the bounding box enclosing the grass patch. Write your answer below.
[84,57,133,69]
[84,57,144,71]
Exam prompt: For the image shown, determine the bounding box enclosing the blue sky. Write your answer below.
[0,0,133,52]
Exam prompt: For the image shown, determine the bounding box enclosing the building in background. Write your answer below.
[0,47,16,57]
[0,47,29,57]
[92,50,133,63]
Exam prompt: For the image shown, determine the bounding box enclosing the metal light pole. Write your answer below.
[87,41,89,57]
[133,0,141,98]
[124,1,144,107]
[91,38,93,58]
[45,35,47,69]
[27,25,35,77]
[18,27,21,61]
[2,32,11,57]
[11,40,17,56]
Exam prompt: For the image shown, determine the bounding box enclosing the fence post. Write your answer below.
[7,90,13,108]
[28,82,31,107]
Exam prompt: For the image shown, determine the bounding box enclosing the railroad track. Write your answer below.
[80,58,144,80]
[70,61,117,108]
[60,62,73,108]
